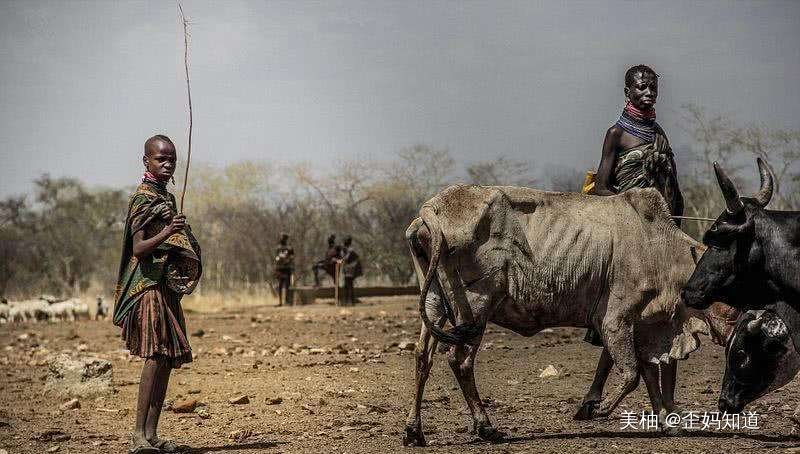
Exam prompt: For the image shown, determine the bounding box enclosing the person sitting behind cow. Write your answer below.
[584,64,684,347]
[273,233,295,306]
[312,234,342,287]
[338,236,363,306]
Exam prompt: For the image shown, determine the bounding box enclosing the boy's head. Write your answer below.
[343,236,352,247]
[280,233,289,244]
[624,65,659,110]
[327,234,336,246]
[143,135,177,182]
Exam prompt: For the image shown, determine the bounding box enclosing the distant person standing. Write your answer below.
[273,233,294,306]
[312,234,341,287]
[339,236,363,306]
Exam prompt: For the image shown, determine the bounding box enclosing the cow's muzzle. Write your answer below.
[718,396,744,415]
[681,289,712,310]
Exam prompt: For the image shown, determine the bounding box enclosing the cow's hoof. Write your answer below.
[660,424,684,436]
[402,425,426,447]
[573,400,599,420]
[477,425,506,443]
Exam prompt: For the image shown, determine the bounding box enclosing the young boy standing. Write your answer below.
[113,135,202,453]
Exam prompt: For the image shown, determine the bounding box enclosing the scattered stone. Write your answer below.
[44,354,113,398]
[265,397,283,405]
[397,341,415,351]
[34,429,71,442]
[539,365,559,378]
[197,408,211,419]
[172,399,198,413]
[368,405,389,414]
[273,346,291,356]
[46,446,60,453]
[76,344,88,352]
[188,389,201,395]
[59,398,81,411]
[211,347,229,356]
[191,329,205,337]
[229,428,253,442]
[229,395,250,405]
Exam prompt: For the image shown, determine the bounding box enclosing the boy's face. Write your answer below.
[143,140,177,181]
[625,72,658,110]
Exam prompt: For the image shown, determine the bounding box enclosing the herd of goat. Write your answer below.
[0,295,109,323]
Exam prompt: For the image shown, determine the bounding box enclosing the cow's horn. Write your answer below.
[713,162,744,215]
[753,158,774,207]
[746,317,763,334]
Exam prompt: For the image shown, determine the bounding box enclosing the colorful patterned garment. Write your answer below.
[113,178,201,366]
[611,103,682,217]
[612,132,682,215]
[121,282,193,368]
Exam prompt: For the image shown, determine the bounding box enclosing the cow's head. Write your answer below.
[682,158,773,310]
[719,310,798,413]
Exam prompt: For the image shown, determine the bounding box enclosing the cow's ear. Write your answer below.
[690,246,699,265]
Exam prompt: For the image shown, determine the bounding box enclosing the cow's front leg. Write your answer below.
[660,360,678,413]
[403,321,439,447]
[448,339,504,442]
[575,347,613,420]
[593,315,640,417]
[640,361,663,415]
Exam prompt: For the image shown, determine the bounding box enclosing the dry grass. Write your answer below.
[181,288,279,313]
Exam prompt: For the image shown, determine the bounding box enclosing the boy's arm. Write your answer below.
[132,215,186,260]
[594,126,622,196]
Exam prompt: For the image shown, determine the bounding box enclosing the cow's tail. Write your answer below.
[417,210,482,346]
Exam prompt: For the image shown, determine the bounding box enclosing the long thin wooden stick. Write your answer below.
[178,2,192,213]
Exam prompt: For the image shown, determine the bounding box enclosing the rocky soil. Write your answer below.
[1,297,799,453]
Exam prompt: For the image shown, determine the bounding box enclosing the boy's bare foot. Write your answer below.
[129,433,159,454]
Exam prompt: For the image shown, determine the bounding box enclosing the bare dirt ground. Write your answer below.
[1,296,799,453]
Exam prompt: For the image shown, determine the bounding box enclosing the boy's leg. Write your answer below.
[133,359,160,447]
[144,357,172,444]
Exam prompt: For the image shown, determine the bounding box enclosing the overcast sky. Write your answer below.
[1,0,799,197]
